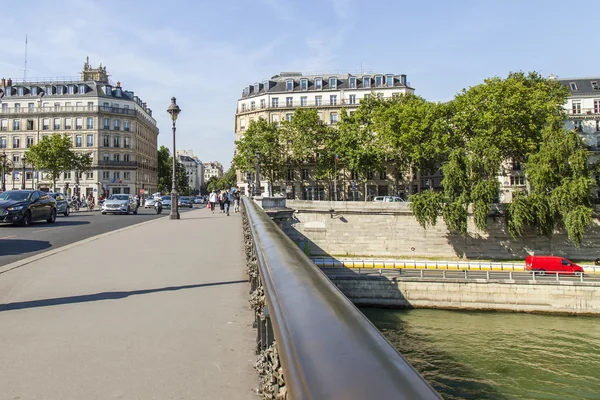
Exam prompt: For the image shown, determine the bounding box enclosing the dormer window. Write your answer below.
[300,78,308,91]
[375,76,383,87]
[592,81,600,90]
[105,85,112,95]
[315,78,323,90]
[386,75,394,87]
[254,83,260,94]
[286,79,294,91]
[67,85,74,95]
[17,87,24,96]
[263,81,269,92]
[329,77,337,89]
[79,84,86,94]
[45,86,53,95]
[363,76,371,88]
[31,87,38,96]
[57,86,64,95]
[570,82,578,91]
[349,77,357,89]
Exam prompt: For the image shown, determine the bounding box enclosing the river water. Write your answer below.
[362,308,600,400]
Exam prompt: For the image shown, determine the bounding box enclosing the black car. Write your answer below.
[0,190,57,226]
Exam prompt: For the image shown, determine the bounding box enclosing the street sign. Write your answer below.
[93,188,97,192]
[140,189,145,194]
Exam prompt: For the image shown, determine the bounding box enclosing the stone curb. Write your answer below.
[0,215,167,275]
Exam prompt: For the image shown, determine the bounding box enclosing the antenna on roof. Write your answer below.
[23,34,28,81]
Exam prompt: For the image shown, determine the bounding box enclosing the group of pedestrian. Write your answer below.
[208,187,241,216]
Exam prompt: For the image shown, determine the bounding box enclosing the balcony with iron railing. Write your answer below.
[567,107,600,117]
[96,160,137,168]
[237,99,362,114]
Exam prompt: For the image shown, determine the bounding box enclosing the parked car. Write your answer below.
[48,192,70,216]
[161,196,172,208]
[372,196,385,202]
[0,190,57,226]
[384,196,405,202]
[525,256,584,275]
[178,196,193,208]
[193,197,204,204]
[101,194,138,215]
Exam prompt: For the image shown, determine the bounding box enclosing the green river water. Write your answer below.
[362,308,600,400]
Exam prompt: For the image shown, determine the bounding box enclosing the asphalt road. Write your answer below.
[0,206,196,267]
[321,267,600,283]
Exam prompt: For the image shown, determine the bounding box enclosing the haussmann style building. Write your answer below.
[234,71,414,200]
[0,58,159,201]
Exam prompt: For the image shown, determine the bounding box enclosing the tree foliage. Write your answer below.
[25,134,91,190]
[157,146,171,192]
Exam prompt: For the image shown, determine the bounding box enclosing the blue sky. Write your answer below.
[1,0,597,168]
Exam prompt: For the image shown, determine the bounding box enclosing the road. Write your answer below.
[321,267,600,283]
[0,206,196,267]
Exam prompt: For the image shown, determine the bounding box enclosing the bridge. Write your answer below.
[0,197,440,399]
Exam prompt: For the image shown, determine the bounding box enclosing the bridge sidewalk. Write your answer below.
[0,208,257,400]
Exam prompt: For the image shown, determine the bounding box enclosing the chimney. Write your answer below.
[7,78,12,86]
[1,78,5,87]
[116,81,121,88]
[142,102,147,108]
[400,74,407,86]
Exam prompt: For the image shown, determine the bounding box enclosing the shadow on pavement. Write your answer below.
[52,220,91,226]
[0,279,247,312]
[0,239,52,256]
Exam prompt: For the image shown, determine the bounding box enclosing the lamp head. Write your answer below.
[167,97,181,121]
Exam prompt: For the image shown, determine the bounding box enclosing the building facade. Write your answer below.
[203,161,223,181]
[234,71,414,200]
[0,58,159,201]
[559,77,600,200]
[176,149,203,195]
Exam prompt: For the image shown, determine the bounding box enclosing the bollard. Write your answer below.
[420,269,424,279]
[464,270,468,279]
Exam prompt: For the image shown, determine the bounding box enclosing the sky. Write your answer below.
[1,0,598,168]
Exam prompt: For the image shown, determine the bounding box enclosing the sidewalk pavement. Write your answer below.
[0,207,257,400]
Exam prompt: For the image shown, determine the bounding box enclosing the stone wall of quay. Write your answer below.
[283,200,600,260]
[327,275,600,315]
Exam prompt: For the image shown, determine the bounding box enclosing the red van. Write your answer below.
[525,256,584,275]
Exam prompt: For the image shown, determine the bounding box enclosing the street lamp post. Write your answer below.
[254,150,261,197]
[167,97,181,220]
[35,93,44,189]
[0,151,6,192]
[21,155,27,190]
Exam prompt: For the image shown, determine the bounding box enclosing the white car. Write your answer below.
[101,194,138,215]
[144,198,156,208]
[161,196,172,208]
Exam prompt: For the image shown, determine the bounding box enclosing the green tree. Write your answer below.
[374,94,454,194]
[507,123,595,246]
[336,97,387,199]
[409,72,569,235]
[175,160,188,195]
[157,146,171,192]
[206,176,219,193]
[25,134,87,190]
[234,118,283,192]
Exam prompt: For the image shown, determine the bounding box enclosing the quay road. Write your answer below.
[0,207,195,267]
[321,267,600,283]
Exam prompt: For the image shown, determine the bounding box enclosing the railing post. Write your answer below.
[443,270,446,279]
[509,271,513,280]
[486,270,490,280]
[556,272,559,281]
[464,270,468,279]
[420,269,424,279]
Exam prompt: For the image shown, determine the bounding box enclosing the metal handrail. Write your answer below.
[311,258,600,275]
[243,197,440,399]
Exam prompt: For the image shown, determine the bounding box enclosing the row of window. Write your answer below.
[240,93,385,112]
[101,153,132,162]
[2,170,137,181]
[571,100,600,114]
[1,84,123,98]
[0,117,131,132]
[243,75,400,96]
[0,101,131,113]
[569,82,600,91]
[0,134,132,149]
[572,120,600,132]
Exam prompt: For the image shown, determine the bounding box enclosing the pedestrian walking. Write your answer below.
[223,189,231,216]
[233,188,240,213]
[209,190,217,214]
[218,190,226,213]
